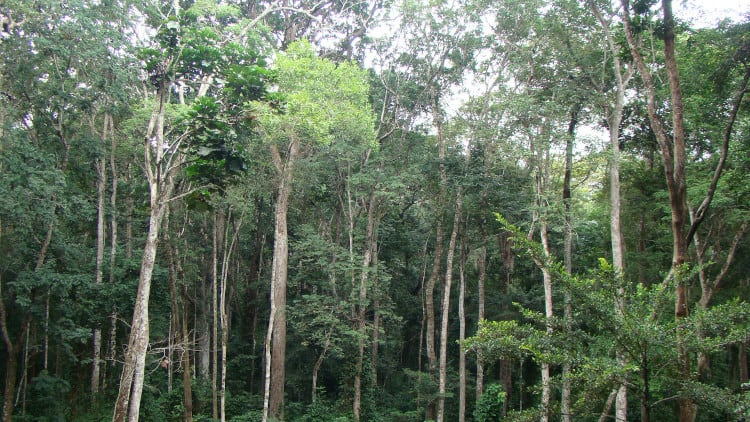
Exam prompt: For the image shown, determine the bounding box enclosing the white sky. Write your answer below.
[678,0,750,27]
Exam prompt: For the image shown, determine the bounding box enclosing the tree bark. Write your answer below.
[425,93,447,421]
[561,104,579,422]
[621,1,692,419]
[113,79,179,422]
[92,113,112,401]
[353,191,378,421]
[540,221,553,422]
[264,140,299,422]
[220,210,242,422]
[437,186,462,422]
[212,209,223,421]
[458,241,467,422]
[103,109,119,392]
[180,267,194,422]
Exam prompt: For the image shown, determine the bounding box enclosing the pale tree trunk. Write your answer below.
[125,176,134,260]
[437,185,462,422]
[590,5,635,419]
[311,328,333,403]
[220,211,243,422]
[539,221,553,422]
[529,134,553,422]
[166,207,179,394]
[355,191,379,420]
[371,256,381,389]
[370,192,382,388]
[458,241,467,422]
[561,105,580,422]
[103,109,119,392]
[353,191,378,421]
[92,114,110,401]
[212,209,223,421]
[263,140,299,422]
[113,76,181,422]
[425,95,447,421]
[475,241,486,404]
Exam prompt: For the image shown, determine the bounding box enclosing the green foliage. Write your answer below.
[252,39,376,150]
[474,383,506,422]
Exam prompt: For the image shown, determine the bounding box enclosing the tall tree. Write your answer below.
[252,40,375,421]
[620,1,750,419]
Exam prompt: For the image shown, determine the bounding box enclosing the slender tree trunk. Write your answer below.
[561,105,579,422]
[540,220,553,422]
[311,329,332,403]
[590,5,635,417]
[641,352,650,422]
[354,192,378,421]
[199,269,211,382]
[425,95,447,421]
[2,340,20,422]
[458,241,467,422]
[220,211,242,422]
[166,209,179,394]
[181,279,194,422]
[92,113,112,401]
[475,241,486,403]
[530,134,554,422]
[264,140,299,422]
[113,80,179,422]
[103,110,119,392]
[437,186,462,422]
[212,209,223,421]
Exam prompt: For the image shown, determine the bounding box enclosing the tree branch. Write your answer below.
[686,66,750,245]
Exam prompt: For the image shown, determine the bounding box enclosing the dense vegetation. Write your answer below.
[1,0,749,421]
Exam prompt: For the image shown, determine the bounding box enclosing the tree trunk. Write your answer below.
[92,113,112,401]
[740,342,748,384]
[458,241,467,422]
[590,5,635,417]
[264,140,299,422]
[311,329,332,403]
[212,209,223,421]
[475,242,486,404]
[354,191,378,421]
[113,82,178,422]
[220,211,242,422]
[181,280,194,422]
[168,235,194,422]
[437,186,462,422]
[0,310,29,422]
[425,95,447,421]
[621,0,692,419]
[2,344,19,422]
[561,105,579,422]
[103,109,119,393]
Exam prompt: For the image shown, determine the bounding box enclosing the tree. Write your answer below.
[252,40,375,421]
[621,1,750,419]
[113,3,271,419]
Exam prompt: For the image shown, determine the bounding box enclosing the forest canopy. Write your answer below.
[0,0,749,421]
